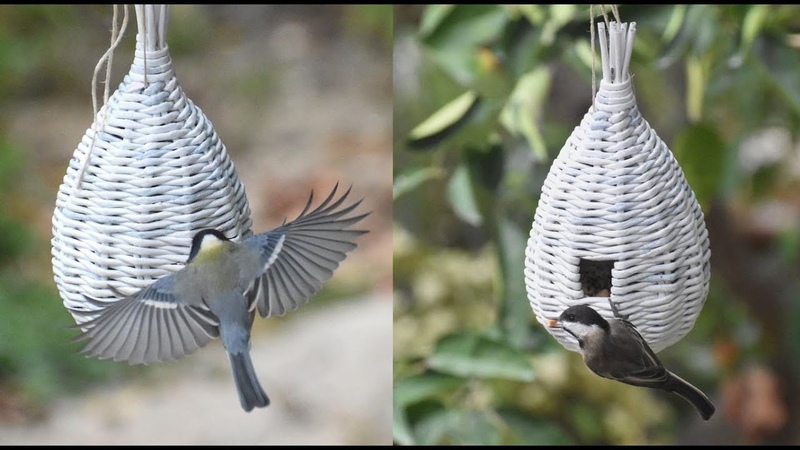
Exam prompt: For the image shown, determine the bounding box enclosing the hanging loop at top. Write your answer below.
[135,4,169,52]
[590,21,638,116]
[597,21,636,85]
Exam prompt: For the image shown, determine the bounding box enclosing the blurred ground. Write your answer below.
[0,5,392,445]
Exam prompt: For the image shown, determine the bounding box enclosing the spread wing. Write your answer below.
[245,183,369,318]
[69,275,220,365]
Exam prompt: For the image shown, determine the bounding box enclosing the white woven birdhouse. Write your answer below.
[52,5,252,324]
[524,22,710,353]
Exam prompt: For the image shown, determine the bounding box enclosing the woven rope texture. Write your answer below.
[52,5,252,324]
[524,22,710,353]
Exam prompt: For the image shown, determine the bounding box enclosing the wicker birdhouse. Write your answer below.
[524,22,711,353]
[51,5,252,324]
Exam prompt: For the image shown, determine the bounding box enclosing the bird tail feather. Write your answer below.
[666,371,715,420]
[228,351,270,412]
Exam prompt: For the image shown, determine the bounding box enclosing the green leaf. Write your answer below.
[411,405,503,445]
[464,142,504,192]
[495,214,531,349]
[657,4,712,68]
[422,5,508,51]
[446,164,483,226]
[406,401,449,445]
[740,5,769,52]
[541,4,578,45]
[685,54,708,122]
[661,5,688,43]
[448,410,503,445]
[394,373,464,445]
[756,37,800,117]
[672,122,726,206]
[408,90,481,149]
[428,330,536,381]
[393,166,446,200]
[498,408,576,445]
[573,39,596,74]
[499,67,551,160]
[393,398,416,445]
[420,5,509,84]
[419,5,456,38]
[692,6,718,58]
[394,372,465,408]
[512,5,546,26]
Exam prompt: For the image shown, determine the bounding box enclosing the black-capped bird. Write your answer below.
[70,183,369,412]
[548,302,715,420]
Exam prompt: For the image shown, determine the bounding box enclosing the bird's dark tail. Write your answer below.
[228,351,270,412]
[665,371,715,420]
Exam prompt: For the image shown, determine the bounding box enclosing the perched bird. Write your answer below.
[548,303,715,420]
[70,183,369,412]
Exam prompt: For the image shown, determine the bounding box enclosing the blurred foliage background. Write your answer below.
[0,4,392,442]
[393,4,800,445]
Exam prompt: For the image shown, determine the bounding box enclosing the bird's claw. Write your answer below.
[608,297,629,321]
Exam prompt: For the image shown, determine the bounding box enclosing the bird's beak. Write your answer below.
[546,319,559,328]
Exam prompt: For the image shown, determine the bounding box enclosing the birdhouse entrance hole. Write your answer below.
[579,259,614,297]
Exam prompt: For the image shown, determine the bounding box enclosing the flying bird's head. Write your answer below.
[187,229,231,263]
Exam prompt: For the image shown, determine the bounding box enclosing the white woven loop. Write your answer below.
[524,21,710,353]
[52,5,252,325]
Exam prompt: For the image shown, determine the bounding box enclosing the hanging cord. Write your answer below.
[590,5,596,110]
[77,4,130,190]
[589,4,622,110]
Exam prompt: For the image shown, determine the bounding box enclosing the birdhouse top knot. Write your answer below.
[128,43,173,83]
[590,21,637,114]
[597,22,635,84]
[127,5,173,88]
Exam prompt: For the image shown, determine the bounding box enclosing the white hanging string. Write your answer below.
[77,4,130,190]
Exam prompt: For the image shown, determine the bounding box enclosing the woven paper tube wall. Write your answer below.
[524,21,710,353]
[51,5,252,325]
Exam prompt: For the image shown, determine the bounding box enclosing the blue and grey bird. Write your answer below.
[70,184,369,412]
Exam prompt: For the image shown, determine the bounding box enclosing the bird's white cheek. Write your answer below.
[562,322,599,340]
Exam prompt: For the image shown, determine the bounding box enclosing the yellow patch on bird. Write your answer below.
[193,237,227,263]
